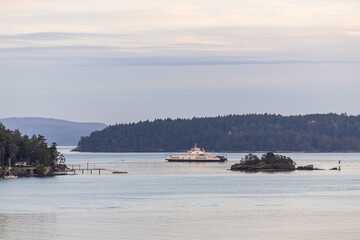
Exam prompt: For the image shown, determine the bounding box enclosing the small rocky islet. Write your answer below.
[230,152,296,172]
[230,152,339,172]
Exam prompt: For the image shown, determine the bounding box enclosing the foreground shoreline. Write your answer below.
[0,164,70,179]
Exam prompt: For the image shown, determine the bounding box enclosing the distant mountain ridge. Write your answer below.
[75,113,360,152]
[0,117,107,146]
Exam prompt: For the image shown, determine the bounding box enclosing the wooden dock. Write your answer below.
[69,164,105,175]
[67,163,127,175]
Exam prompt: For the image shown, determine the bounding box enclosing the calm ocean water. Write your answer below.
[1,147,360,240]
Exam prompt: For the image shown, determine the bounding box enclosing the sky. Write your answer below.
[1,0,360,124]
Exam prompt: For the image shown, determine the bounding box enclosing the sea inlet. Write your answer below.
[1,147,360,240]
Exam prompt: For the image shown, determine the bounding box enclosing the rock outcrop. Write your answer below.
[296,165,324,170]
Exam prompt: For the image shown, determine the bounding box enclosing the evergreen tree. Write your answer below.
[0,123,64,168]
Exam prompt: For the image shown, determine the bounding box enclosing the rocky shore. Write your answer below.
[231,162,295,172]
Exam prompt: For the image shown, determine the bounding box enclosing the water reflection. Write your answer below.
[1,203,360,240]
[0,213,57,239]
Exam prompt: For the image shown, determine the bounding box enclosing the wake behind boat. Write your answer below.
[166,144,227,162]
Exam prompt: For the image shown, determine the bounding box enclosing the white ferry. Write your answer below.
[166,144,227,162]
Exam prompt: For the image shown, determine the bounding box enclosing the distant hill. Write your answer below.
[0,117,107,146]
[75,113,360,152]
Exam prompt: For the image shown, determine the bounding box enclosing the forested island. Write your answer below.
[74,113,360,152]
[0,123,66,177]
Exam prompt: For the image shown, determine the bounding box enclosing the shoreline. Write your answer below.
[71,149,360,153]
[0,164,70,179]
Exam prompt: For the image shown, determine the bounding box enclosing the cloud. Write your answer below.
[342,31,360,36]
[2,0,360,36]
[69,57,356,66]
[1,0,360,123]
[0,32,123,41]
[0,45,116,52]
[0,46,355,67]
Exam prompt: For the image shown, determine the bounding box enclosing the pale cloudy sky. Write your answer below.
[1,0,359,124]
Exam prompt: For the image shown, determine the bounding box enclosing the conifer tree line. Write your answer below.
[0,123,65,167]
[76,113,360,152]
